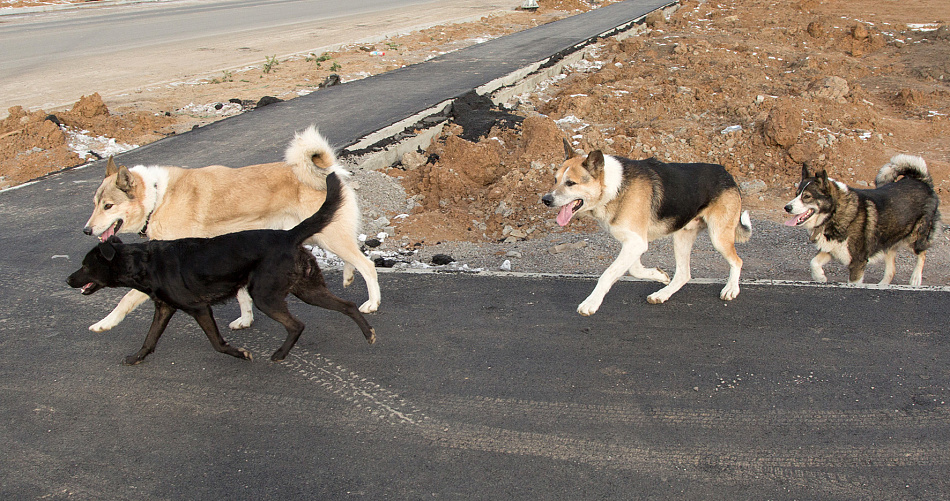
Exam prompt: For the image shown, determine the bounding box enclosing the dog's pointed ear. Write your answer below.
[562,138,576,160]
[815,169,829,187]
[105,156,119,177]
[97,240,117,262]
[801,162,811,180]
[115,165,135,194]
[583,150,606,176]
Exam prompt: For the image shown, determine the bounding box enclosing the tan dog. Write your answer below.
[542,145,751,315]
[82,126,380,332]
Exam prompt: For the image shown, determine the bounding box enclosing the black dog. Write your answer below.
[67,173,375,365]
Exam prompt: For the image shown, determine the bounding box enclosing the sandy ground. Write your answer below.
[3,0,950,287]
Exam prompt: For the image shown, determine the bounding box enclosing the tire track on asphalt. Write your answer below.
[242,348,949,498]
[431,394,950,429]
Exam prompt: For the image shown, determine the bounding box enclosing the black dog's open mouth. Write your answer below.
[81,282,102,295]
[784,208,815,227]
[99,219,123,241]
[556,199,584,227]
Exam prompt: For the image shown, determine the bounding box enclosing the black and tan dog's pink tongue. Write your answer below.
[784,213,804,226]
[556,203,575,227]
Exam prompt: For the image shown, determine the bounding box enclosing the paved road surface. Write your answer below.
[1,1,948,498]
[0,0,522,111]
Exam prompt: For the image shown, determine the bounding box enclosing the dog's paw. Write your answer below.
[359,300,379,314]
[647,291,669,304]
[89,318,118,332]
[123,355,145,366]
[654,268,671,284]
[720,283,740,301]
[228,315,254,330]
[238,348,253,361]
[577,297,602,316]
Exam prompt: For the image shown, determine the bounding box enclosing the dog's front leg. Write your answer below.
[90,289,149,332]
[125,302,176,365]
[578,236,647,316]
[847,260,867,284]
[192,306,253,361]
[810,252,832,282]
[227,287,255,330]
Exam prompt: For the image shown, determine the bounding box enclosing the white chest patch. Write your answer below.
[814,234,851,264]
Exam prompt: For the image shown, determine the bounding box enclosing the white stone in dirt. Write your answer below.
[500,259,512,271]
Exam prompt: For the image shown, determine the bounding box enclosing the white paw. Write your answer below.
[89,318,117,332]
[811,270,827,283]
[343,270,355,288]
[647,290,670,304]
[359,300,379,314]
[229,315,254,330]
[577,297,602,316]
[720,283,740,301]
[654,269,671,284]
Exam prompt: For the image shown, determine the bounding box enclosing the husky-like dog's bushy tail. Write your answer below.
[876,154,933,188]
[285,125,351,190]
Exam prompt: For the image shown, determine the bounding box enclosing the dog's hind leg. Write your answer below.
[189,305,253,361]
[709,222,744,301]
[125,301,176,365]
[292,281,377,353]
[312,232,381,313]
[910,250,926,286]
[879,249,898,285]
[252,296,306,362]
[647,228,699,304]
[810,252,832,282]
[227,286,255,330]
[579,232,648,316]
[90,289,149,332]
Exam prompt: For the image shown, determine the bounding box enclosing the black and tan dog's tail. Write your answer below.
[876,154,933,188]
[290,172,343,245]
[735,210,752,244]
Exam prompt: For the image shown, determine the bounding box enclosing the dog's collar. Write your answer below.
[139,210,153,237]
[138,180,160,237]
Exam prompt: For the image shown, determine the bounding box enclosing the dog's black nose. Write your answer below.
[83,226,93,236]
[541,193,554,207]
[783,204,793,213]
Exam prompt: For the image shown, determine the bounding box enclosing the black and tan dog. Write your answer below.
[783,154,941,285]
[67,173,376,365]
[542,144,752,316]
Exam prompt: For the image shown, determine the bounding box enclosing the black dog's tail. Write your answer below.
[876,154,933,188]
[290,172,343,245]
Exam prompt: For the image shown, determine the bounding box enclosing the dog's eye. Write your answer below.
[565,180,576,187]
[801,194,811,201]
[104,203,114,210]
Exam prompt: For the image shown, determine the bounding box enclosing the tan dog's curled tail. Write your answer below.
[735,210,752,244]
[285,125,350,190]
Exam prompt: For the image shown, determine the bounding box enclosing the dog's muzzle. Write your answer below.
[541,193,555,207]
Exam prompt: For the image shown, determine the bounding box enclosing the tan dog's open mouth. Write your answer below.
[99,220,123,241]
[556,199,583,226]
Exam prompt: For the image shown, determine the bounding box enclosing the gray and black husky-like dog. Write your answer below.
[784,154,940,285]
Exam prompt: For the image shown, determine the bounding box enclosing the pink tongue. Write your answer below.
[556,203,575,227]
[100,222,116,241]
[784,214,801,227]
[82,283,94,293]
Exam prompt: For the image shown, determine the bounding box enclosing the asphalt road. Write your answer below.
[1,1,949,499]
[0,0,522,111]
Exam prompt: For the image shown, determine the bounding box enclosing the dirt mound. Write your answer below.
[0,93,176,188]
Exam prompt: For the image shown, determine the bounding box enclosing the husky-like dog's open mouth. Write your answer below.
[784,208,814,227]
[99,220,123,241]
[556,199,584,226]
